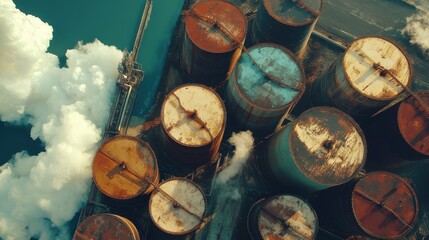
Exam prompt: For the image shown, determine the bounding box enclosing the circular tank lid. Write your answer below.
[258,195,318,240]
[149,178,206,235]
[74,213,140,240]
[185,0,247,53]
[352,172,419,239]
[92,136,158,199]
[343,37,412,100]
[161,84,226,147]
[262,0,322,25]
[398,90,429,156]
[234,43,305,110]
[290,107,366,186]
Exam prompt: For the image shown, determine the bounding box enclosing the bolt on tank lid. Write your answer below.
[262,0,322,25]
[74,213,140,240]
[398,90,429,156]
[149,178,207,235]
[161,84,226,147]
[184,0,247,53]
[290,107,367,186]
[343,37,412,100]
[258,195,318,240]
[234,43,305,110]
[352,172,419,239]
[92,136,158,199]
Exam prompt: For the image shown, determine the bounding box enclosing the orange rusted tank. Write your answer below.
[160,84,226,164]
[73,213,140,240]
[368,90,429,162]
[264,107,367,193]
[181,0,247,86]
[92,136,159,200]
[247,195,318,240]
[251,0,322,58]
[149,178,207,235]
[311,171,419,239]
[309,36,413,119]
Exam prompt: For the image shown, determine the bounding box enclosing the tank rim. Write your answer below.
[351,171,420,239]
[288,106,367,186]
[160,83,227,149]
[260,195,319,239]
[397,90,429,156]
[92,135,159,200]
[342,35,414,102]
[184,0,247,54]
[148,177,207,235]
[261,0,323,27]
[232,43,306,112]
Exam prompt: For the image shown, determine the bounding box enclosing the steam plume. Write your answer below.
[402,10,429,56]
[217,130,254,184]
[0,0,122,239]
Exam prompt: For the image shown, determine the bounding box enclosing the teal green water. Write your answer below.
[1,0,185,164]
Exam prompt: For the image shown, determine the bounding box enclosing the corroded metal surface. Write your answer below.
[184,0,246,53]
[181,0,247,85]
[251,0,322,58]
[343,37,412,100]
[352,172,419,239]
[234,43,304,109]
[225,43,305,134]
[92,136,159,200]
[263,0,322,25]
[290,107,366,185]
[161,84,226,163]
[309,36,413,118]
[149,178,207,235]
[248,195,318,240]
[398,90,429,156]
[74,213,140,240]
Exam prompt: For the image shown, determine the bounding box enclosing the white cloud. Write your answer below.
[402,11,429,56]
[0,0,123,239]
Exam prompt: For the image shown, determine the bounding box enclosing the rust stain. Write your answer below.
[398,90,429,155]
[351,172,419,239]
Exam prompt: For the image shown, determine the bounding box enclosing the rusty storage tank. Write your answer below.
[224,43,305,135]
[149,178,207,235]
[181,0,247,86]
[309,36,413,119]
[251,0,322,58]
[310,171,420,239]
[264,107,367,193]
[247,195,318,240]
[73,213,140,240]
[92,136,159,200]
[161,84,226,164]
[369,90,429,161]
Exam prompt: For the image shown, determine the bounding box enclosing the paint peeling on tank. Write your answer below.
[258,195,317,240]
[343,37,411,100]
[290,108,366,186]
[236,45,304,109]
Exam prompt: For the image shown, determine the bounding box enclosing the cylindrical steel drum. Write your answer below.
[74,213,140,240]
[181,0,247,86]
[247,195,318,240]
[251,0,322,58]
[93,136,159,200]
[309,36,413,119]
[265,107,367,192]
[311,172,420,239]
[225,43,305,135]
[149,178,207,235]
[161,84,226,164]
[370,90,429,161]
